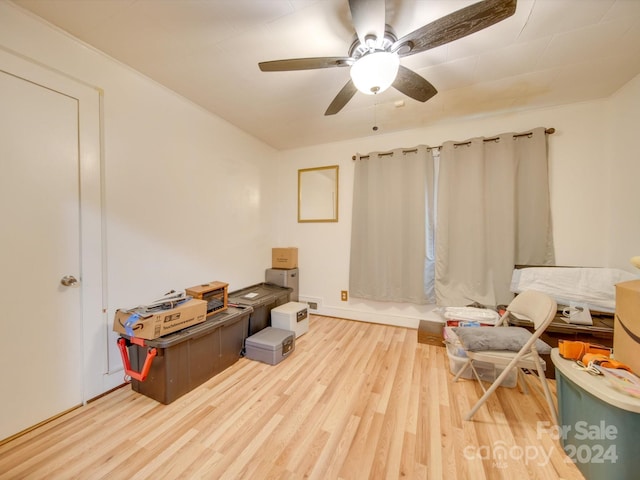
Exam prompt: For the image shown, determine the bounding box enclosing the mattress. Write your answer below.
[510,267,637,313]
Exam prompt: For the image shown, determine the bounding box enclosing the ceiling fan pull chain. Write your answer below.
[372,100,378,132]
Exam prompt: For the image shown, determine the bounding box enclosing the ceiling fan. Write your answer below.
[259,0,517,115]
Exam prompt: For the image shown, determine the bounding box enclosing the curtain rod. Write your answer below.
[352,127,555,160]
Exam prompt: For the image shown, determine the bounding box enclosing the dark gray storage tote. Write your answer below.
[245,327,295,365]
[228,282,292,336]
[122,306,251,404]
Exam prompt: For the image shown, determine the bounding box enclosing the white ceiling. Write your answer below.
[12,0,640,150]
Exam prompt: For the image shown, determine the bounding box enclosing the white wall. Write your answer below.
[0,2,281,397]
[606,74,640,269]
[276,83,640,328]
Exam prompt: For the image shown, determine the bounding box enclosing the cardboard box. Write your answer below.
[272,247,298,269]
[113,299,208,340]
[614,280,640,375]
[417,319,445,347]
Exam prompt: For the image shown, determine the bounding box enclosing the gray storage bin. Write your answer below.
[265,268,298,301]
[124,306,251,404]
[228,282,292,336]
[245,327,295,365]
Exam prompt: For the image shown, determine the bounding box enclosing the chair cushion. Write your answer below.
[452,326,552,354]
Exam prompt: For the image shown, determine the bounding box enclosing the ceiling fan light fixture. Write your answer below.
[259,0,517,114]
[350,51,399,95]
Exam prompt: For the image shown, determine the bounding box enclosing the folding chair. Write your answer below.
[452,290,558,424]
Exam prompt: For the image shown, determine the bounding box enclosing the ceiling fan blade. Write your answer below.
[348,0,386,45]
[325,80,358,116]
[392,0,517,57]
[392,65,437,102]
[259,57,352,72]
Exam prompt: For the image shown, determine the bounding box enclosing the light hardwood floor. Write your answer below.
[0,315,584,479]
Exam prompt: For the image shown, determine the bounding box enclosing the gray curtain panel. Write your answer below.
[435,127,554,307]
[349,146,435,304]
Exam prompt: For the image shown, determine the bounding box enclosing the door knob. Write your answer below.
[60,275,79,287]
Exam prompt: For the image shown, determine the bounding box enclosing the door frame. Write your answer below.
[0,46,105,403]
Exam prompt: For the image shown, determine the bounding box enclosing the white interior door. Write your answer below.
[0,68,84,440]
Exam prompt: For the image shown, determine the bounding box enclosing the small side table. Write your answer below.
[551,348,640,480]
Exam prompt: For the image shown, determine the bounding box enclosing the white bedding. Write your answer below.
[510,267,638,313]
[440,307,501,324]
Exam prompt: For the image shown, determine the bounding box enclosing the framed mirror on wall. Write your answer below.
[298,165,339,223]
